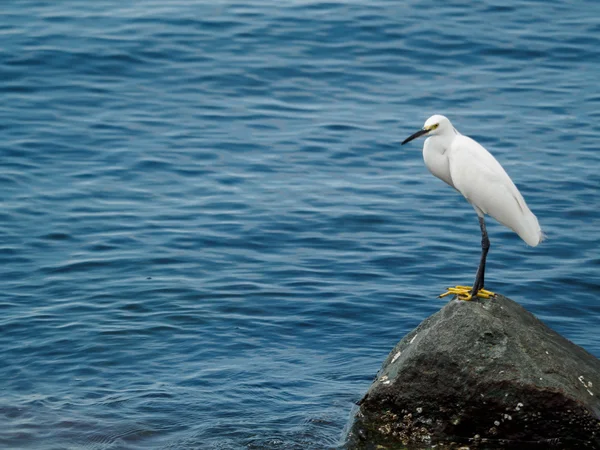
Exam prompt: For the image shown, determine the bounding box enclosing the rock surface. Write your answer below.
[345,295,600,449]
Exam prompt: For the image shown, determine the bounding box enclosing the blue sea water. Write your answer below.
[1,0,600,448]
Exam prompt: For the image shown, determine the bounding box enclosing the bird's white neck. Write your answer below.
[422,131,457,188]
[424,129,456,153]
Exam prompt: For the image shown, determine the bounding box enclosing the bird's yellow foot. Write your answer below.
[439,285,496,301]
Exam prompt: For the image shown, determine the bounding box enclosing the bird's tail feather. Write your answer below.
[516,210,543,247]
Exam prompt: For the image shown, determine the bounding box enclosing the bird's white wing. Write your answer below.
[448,135,542,246]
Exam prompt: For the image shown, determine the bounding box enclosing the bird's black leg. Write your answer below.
[471,216,490,297]
[439,216,496,301]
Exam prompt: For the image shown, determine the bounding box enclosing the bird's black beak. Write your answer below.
[401,128,429,145]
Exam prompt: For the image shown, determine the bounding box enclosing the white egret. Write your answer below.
[401,115,543,300]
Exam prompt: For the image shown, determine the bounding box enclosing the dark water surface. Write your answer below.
[1,1,600,448]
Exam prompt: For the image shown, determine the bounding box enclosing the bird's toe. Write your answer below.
[439,286,496,301]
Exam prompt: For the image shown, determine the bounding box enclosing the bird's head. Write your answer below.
[401,114,453,145]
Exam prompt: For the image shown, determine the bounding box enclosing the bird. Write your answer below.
[401,115,543,301]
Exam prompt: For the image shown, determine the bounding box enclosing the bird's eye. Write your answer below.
[430,123,439,130]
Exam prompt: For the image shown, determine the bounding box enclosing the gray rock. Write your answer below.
[345,295,600,449]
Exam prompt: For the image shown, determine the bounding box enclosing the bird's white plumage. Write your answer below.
[420,115,543,247]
